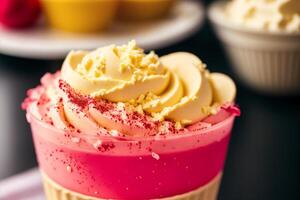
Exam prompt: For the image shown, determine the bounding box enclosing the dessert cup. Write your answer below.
[27,108,238,200]
[118,0,176,21]
[208,1,300,95]
[41,0,118,33]
[23,41,239,199]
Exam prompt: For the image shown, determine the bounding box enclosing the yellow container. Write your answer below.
[41,0,118,33]
[118,0,176,21]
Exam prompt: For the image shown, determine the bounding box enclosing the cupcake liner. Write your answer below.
[209,1,300,95]
[42,172,222,200]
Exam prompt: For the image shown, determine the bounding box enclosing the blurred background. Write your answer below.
[0,0,299,199]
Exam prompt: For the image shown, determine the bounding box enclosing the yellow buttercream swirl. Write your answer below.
[61,41,236,125]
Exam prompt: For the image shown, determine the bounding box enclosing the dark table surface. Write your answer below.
[0,6,300,200]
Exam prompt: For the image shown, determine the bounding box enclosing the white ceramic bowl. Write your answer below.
[208,1,300,95]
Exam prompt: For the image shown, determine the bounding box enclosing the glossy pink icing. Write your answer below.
[29,111,237,199]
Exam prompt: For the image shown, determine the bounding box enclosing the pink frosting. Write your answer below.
[29,111,237,199]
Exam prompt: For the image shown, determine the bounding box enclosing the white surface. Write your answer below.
[0,168,45,200]
[0,0,204,59]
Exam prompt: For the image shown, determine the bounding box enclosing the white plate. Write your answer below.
[0,168,44,200]
[0,0,204,59]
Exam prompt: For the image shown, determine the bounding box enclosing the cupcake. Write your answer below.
[41,0,118,33]
[118,0,176,21]
[209,0,300,95]
[23,41,240,200]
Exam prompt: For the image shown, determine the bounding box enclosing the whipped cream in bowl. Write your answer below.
[226,0,300,33]
[208,0,300,94]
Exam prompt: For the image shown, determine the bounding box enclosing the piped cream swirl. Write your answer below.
[61,41,235,126]
[25,41,237,136]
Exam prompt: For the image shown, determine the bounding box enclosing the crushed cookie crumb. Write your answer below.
[71,137,81,143]
[66,165,72,173]
[110,130,119,137]
[93,140,102,149]
[151,152,160,160]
